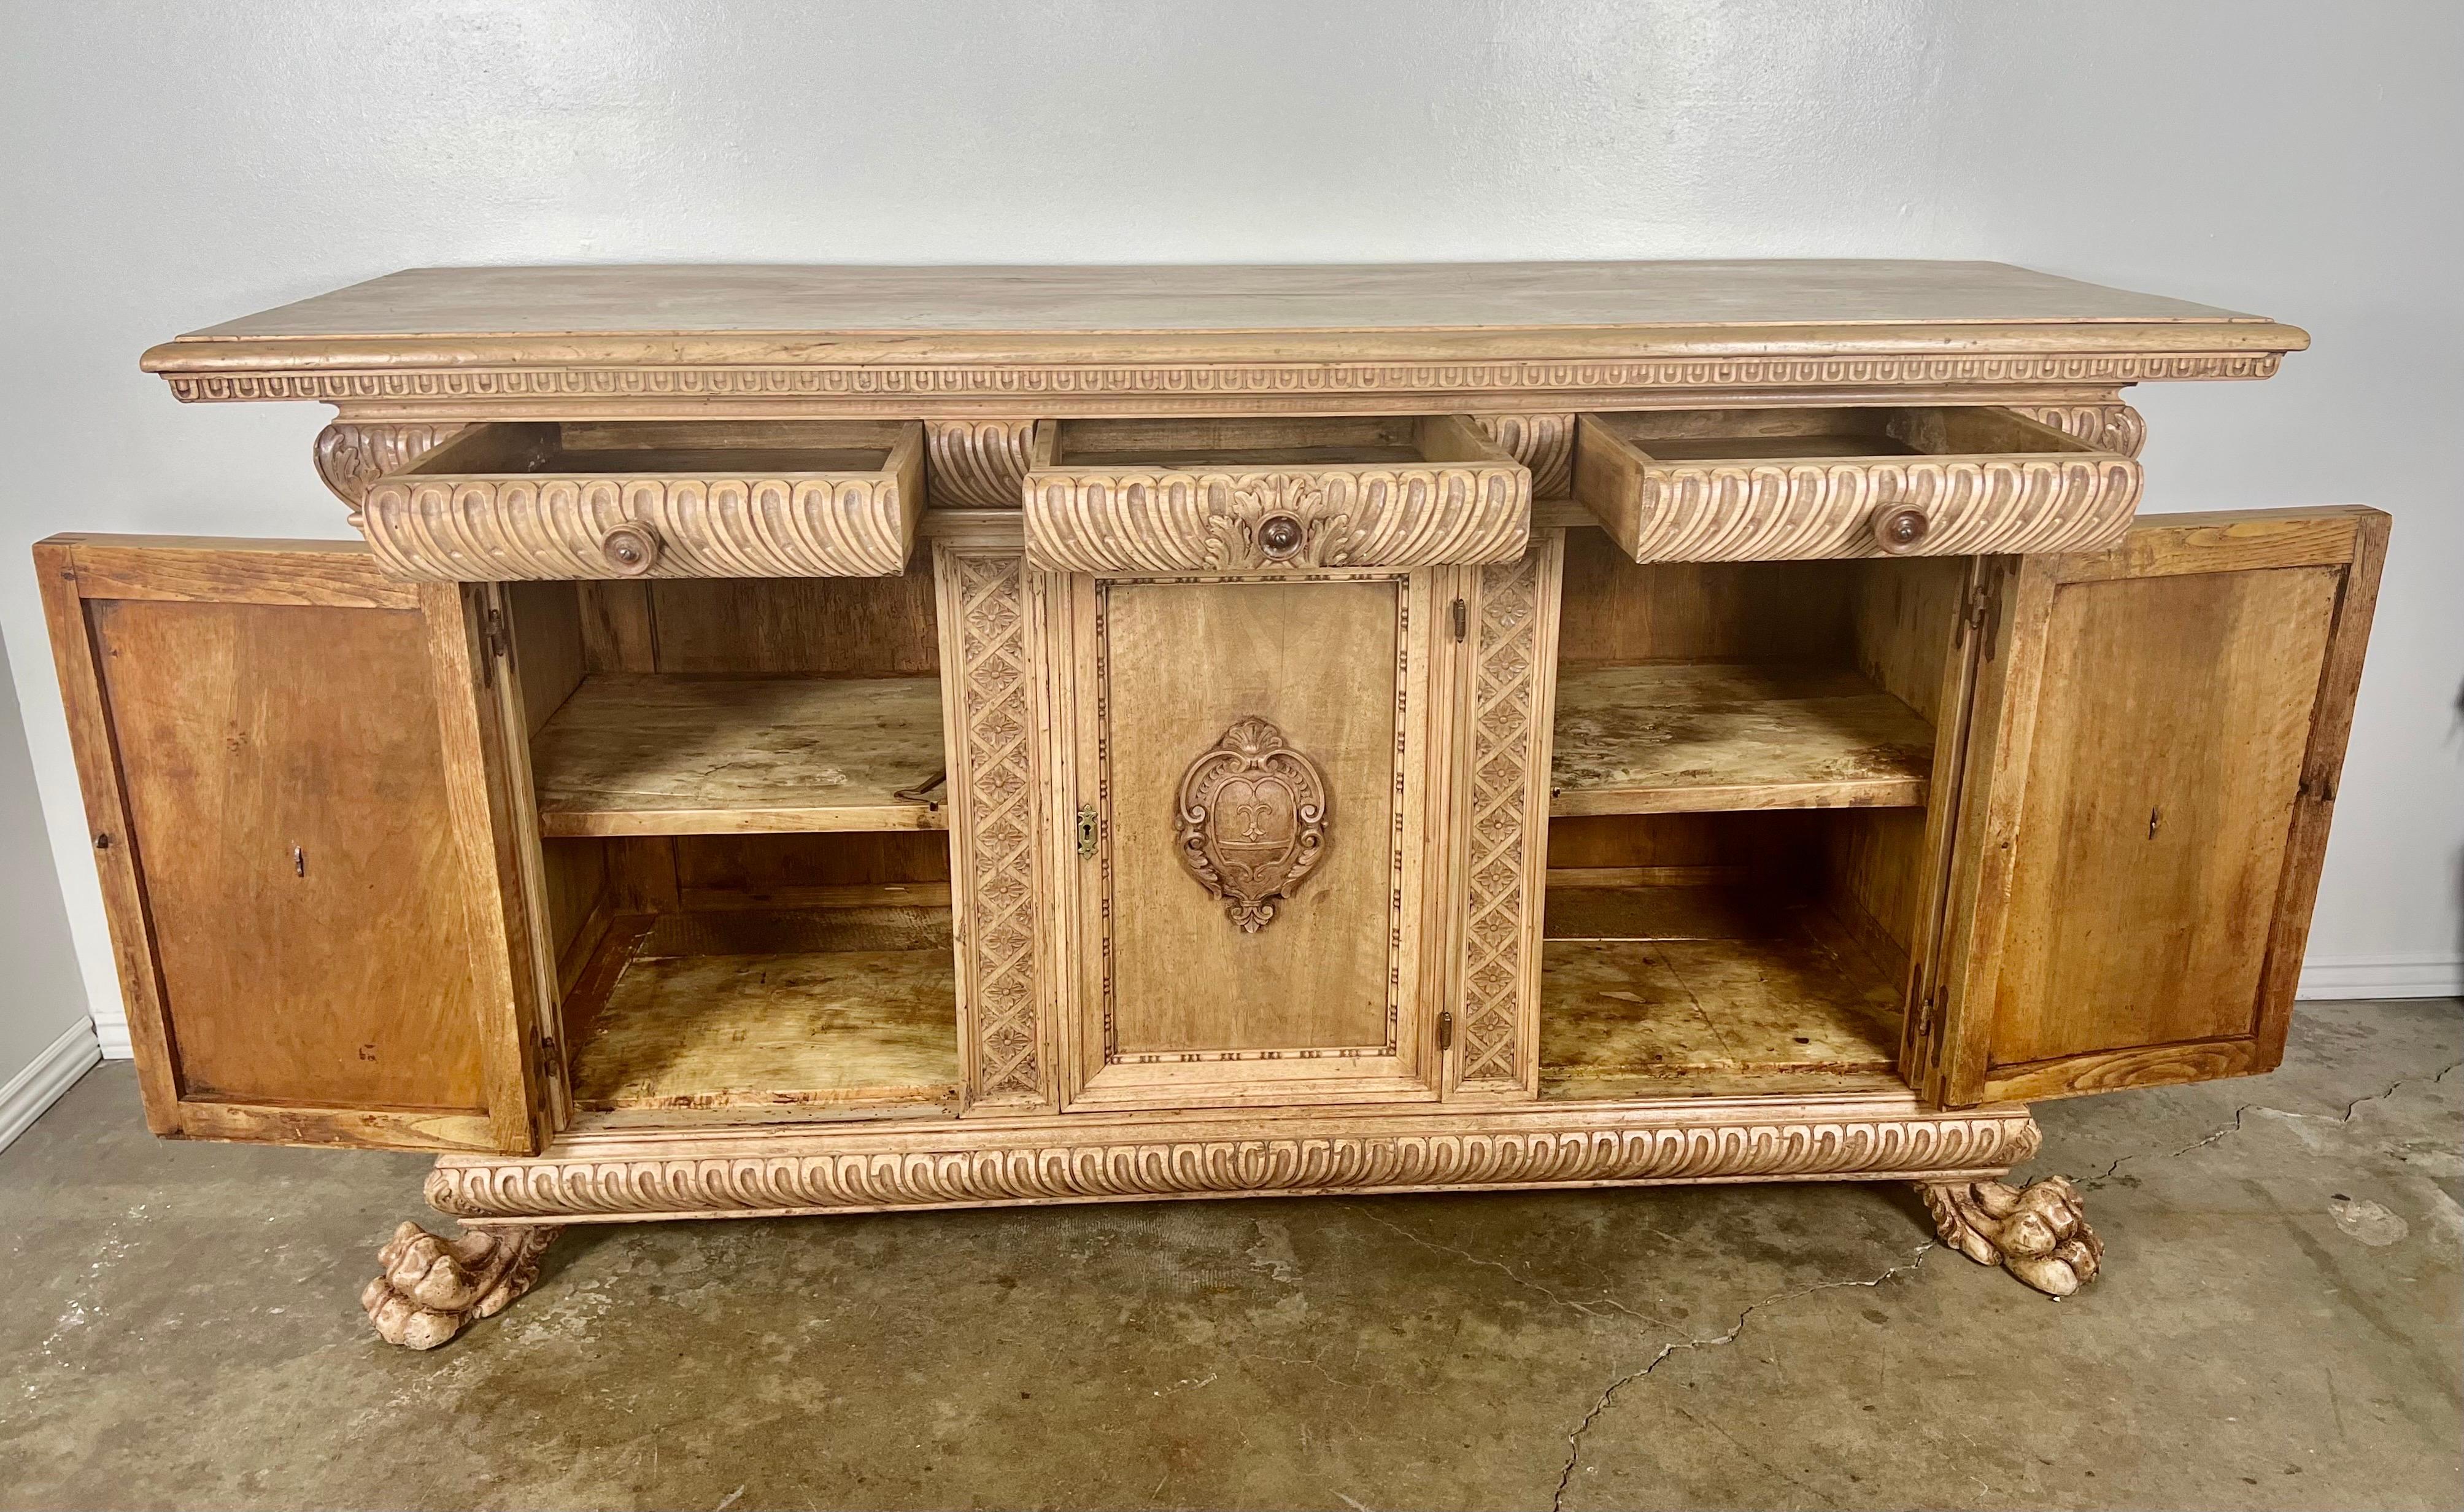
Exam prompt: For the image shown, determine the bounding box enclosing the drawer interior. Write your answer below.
[1588,405,2098,464]
[401,419,910,478]
[1040,415,1502,470]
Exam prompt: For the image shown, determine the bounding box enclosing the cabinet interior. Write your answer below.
[505,568,962,1128]
[1540,532,1968,1099]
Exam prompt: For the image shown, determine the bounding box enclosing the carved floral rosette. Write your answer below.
[1024,466,1530,574]
[427,1109,2041,1222]
[1175,717,1330,932]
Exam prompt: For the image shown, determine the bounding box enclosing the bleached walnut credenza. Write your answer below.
[42,263,2382,1348]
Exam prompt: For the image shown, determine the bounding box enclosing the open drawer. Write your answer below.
[1572,406,2141,562]
[358,421,925,580]
[1022,416,1531,573]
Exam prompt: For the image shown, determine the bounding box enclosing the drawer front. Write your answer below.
[1574,406,2142,562]
[359,421,924,581]
[1023,416,1530,575]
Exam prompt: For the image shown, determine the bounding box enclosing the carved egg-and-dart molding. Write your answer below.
[1176,717,1330,932]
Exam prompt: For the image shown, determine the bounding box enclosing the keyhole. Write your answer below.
[2147,808,2161,840]
[292,845,306,877]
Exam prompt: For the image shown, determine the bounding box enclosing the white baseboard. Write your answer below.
[2298,953,2464,1001]
[91,1009,131,1060]
[0,1018,103,1153]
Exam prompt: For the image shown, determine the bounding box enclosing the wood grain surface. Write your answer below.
[1551,662,1934,816]
[530,674,949,837]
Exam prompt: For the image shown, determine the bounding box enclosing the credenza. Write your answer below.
[41,262,2383,1347]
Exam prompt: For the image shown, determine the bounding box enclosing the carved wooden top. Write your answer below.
[141,262,2304,412]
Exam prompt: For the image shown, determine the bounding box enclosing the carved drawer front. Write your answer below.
[358,421,924,580]
[1572,406,2142,562]
[1022,416,1531,575]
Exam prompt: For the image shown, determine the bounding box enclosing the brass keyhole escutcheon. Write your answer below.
[601,521,663,576]
[1871,502,1930,555]
[1256,513,1305,560]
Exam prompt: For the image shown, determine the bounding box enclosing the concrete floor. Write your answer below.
[1,1000,2457,1511]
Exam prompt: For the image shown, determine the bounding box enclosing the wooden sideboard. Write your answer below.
[41,262,2382,1348]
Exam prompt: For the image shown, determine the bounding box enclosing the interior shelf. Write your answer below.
[1551,662,1933,817]
[532,673,949,837]
[1538,881,1906,1100]
[565,906,961,1115]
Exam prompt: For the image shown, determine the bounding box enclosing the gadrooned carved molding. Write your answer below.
[361,1219,560,1350]
[938,547,1045,1107]
[163,352,2282,405]
[425,1111,2042,1221]
[1176,716,1330,933]
[2007,403,2147,459]
[1025,468,1531,574]
[358,424,924,581]
[1473,414,1575,496]
[926,420,1035,509]
[1612,454,2144,560]
[312,423,468,516]
[1458,546,1550,1090]
[1921,1174,2103,1297]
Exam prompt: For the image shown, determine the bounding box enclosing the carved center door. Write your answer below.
[1054,568,1458,1111]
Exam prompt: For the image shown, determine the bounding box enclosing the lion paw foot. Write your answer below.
[361,1220,562,1349]
[1920,1176,2101,1297]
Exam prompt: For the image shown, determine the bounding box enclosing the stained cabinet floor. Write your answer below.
[4,998,2457,1512]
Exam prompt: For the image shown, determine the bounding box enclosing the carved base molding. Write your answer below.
[361,1219,562,1349]
[427,1101,2040,1223]
[1920,1174,2103,1297]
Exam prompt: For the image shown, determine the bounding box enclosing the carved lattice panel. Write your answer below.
[1454,533,1564,1096]
[936,546,1048,1108]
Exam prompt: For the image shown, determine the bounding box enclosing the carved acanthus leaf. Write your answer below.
[312,424,468,519]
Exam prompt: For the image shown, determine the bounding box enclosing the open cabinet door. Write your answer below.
[1910,508,2389,1107]
[37,535,550,1152]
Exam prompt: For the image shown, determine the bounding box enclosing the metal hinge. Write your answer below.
[1075,805,1100,859]
[479,605,510,687]
[1451,597,1469,642]
[536,1034,560,1084]
[1958,577,1999,661]
[1437,1010,1454,1052]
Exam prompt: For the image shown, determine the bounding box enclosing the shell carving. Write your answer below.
[1175,718,1330,932]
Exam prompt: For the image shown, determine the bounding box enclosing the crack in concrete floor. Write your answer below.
[1540,1049,2464,1511]
[2082,1057,2464,1188]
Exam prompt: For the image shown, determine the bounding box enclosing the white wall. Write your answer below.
[0,624,101,1144]
[2,0,2457,1061]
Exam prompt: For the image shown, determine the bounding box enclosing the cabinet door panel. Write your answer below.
[1915,508,2387,1106]
[1056,568,1454,1111]
[38,535,546,1152]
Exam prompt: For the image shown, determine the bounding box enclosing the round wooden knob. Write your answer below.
[1257,513,1305,560]
[600,521,662,576]
[1870,503,1929,555]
